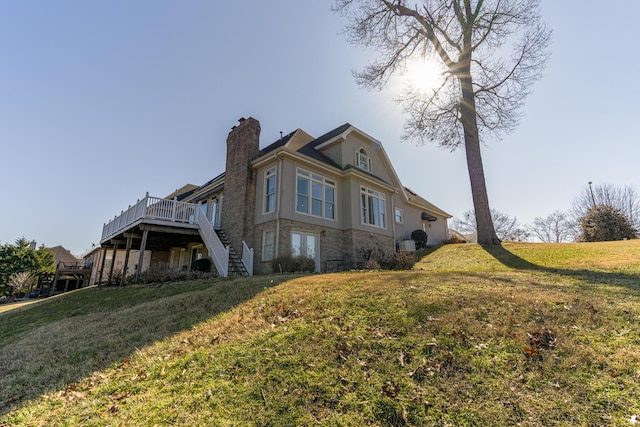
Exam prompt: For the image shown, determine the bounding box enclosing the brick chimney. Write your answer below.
[220,117,260,252]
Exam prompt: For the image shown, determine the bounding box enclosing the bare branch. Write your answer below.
[335,0,551,245]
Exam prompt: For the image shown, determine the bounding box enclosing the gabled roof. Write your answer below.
[256,126,344,170]
[48,246,80,265]
[342,164,391,186]
[182,129,307,202]
[404,187,452,218]
[258,129,299,157]
[297,141,342,170]
[305,123,352,149]
[170,121,449,219]
[180,172,225,201]
[166,184,199,200]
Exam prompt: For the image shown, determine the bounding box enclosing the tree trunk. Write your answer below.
[459,74,500,245]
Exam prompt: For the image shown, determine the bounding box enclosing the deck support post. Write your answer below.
[98,247,108,286]
[136,229,149,277]
[121,235,133,285]
[52,272,60,294]
[107,243,119,286]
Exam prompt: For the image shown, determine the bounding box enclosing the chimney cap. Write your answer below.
[238,117,246,122]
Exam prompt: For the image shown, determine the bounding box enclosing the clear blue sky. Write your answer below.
[1,1,638,256]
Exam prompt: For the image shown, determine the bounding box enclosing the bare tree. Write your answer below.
[571,183,640,232]
[529,211,575,243]
[8,272,35,297]
[333,0,551,245]
[453,209,529,242]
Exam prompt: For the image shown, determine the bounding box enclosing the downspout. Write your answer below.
[275,153,284,257]
[391,191,397,253]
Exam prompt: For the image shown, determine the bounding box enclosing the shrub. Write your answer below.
[411,229,429,249]
[391,251,417,270]
[579,205,637,242]
[125,263,217,285]
[445,235,467,244]
[100,269,123,287]
[356,245,392,269]
[271,255,315,273]
[355,246,420,270]
[364,258,381,270]
[8,272,35,297]
[191,258,212,272]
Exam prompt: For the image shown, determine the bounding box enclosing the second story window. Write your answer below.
[361,186,386,228]
[296,168,336,220]
[264,167,277,214]
[356,148,372,172]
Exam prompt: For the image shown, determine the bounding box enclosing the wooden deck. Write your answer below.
[99,193,243,278]
[101,193,200,244]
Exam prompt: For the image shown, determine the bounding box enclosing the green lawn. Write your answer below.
[1,241,639,426]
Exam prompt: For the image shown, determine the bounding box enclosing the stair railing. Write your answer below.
[241,240,254,276]
[196,212,229,277]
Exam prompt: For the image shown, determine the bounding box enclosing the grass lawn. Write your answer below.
[0,300,41,314]
[1,241,639,426]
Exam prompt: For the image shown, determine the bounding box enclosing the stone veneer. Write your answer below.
[349,229,395,267]
[253,219,394,274]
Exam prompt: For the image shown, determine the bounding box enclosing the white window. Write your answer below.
[264,167,277,214]
[296,169,336,220]
[210,199,219,227]
[200,200,208,217]
[395,208,403,224]
[361,186,386,228]
[291,231,318,272]
[356,148,372,172]
[262,230,275,261]
[190,247,203,265]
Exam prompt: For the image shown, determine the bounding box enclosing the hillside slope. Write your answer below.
[1,241,640,426]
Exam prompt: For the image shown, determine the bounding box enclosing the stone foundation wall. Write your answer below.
[91,247,153,285]
[349,229,395,267]
[251,218,394,274]
[150,250,170,266]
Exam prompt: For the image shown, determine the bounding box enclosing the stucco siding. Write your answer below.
[393,196,449,245]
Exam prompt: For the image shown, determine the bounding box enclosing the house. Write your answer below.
[95,117,450,282]
[33,246,92,295]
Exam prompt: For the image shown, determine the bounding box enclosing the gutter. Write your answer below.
[275,153,284,258]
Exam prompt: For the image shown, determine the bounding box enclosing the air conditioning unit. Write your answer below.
[398,240,416,252]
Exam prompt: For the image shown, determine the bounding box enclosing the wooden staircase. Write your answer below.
[215,229,249,276]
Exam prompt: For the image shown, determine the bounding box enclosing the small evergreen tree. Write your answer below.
[411,230,429,250]
[579,205,637,242]
[0,238,55,296]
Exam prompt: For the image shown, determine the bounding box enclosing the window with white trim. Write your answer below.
[361,186,386,228]
[264,167,277,214]
[296,168,336,220]
[356,148,372,172]
[291,231,318,272]
[262,230,275,261]
[395,208,403,224]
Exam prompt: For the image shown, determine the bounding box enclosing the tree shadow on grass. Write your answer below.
[0,275,292,417]
[481,244,640,292]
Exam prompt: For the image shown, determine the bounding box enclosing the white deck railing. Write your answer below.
[242,240,254,276]
[101,194,200,242]
[101,193,251,278]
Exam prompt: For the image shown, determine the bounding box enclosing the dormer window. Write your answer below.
[356,148,372,172]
